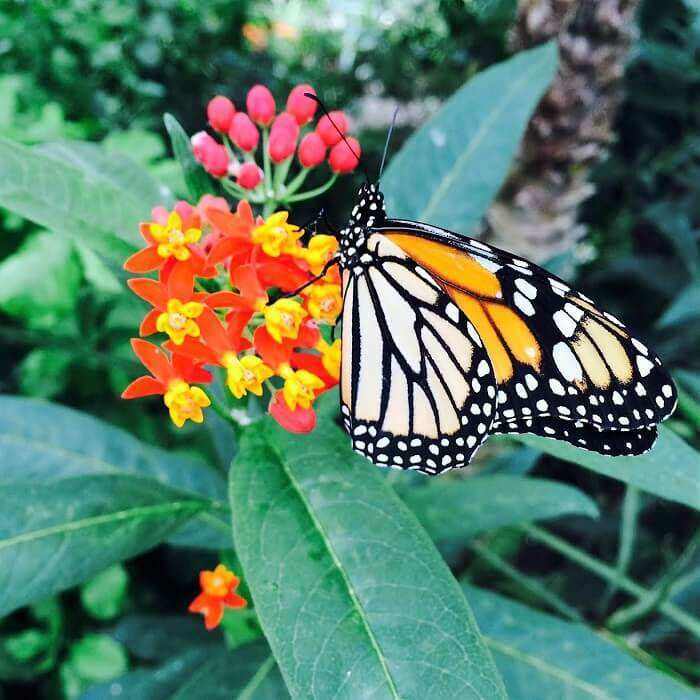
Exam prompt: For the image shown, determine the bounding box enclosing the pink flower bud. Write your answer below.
[229,112,260,152]
[204,143,230,178]
[246,85,276,126]
[316,111,348,146]
[329,137,361,174]
[268,112,299,163]
[237,162,263,189]
[298,132,326,168]
[191,131,218,162]
[286,84,317,125]
[206,95,236,132]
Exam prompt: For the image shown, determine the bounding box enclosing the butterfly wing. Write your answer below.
[340,233,498,474]
[374,219,677,456]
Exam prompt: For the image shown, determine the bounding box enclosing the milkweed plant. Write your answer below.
[2,43,699,699]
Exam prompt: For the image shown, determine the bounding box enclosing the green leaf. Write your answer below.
[0,475,205,617]
[230,416,507,700]
[464,583,696,699]
[0,395,231,548]
[0,137,152,262]
[62,634,128,699]
[164,113,211,201]
[80,564,129,621]
[657,281,700,328]
[83,642,287,700]
[382,42,558,233]
[516,426,700,511]
[400,475,598,543]
[0,230,81,330]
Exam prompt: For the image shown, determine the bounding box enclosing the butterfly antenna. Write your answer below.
[378,105,399,183]
[304,92,370,183]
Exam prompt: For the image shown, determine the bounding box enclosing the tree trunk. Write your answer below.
[484,0,641,262]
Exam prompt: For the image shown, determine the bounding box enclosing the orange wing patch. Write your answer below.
[386,233,540,384]
[386,234,502,299]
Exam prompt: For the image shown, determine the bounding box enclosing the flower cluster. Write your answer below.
[191,84,361,211]
[122,196,342,432]
[189,564,247,630]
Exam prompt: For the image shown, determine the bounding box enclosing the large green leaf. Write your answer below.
[516,426,700,511]
[400,475,598,543]
[82,642,287,700]
[0,396,230,548]
[230,416,507,700]
[657,281,700,328]
[381,42,558,233]
[465,583,695,699]
[0,137,152,261]
[0,475,204,617]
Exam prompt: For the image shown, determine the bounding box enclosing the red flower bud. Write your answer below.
[229,112,259,152]
[316,111,348,147]
[269,390,317,433]
[298,132,326,168]
[237,162,263,189]
[286,84,317,125]
[329,137,361,174]
[246,85,275,126]
[268,112,299,164]
[207,95,236,133]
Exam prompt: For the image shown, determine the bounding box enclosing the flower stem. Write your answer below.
[284,174,338,203]
[206,390,237,429]
[284,167,311,197]
[522,523,700,639]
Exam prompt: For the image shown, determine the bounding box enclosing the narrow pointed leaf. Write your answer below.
[164,113,211,202]
[382,42,558,233]
[230,415,506,700]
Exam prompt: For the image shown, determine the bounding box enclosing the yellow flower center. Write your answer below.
[156,299,204,345]
[279,364,325,410]
[168,311,188,330]
[223,353,273,399]
[251,211,303,257]
[149,211,201,261]
[263,298,307,343]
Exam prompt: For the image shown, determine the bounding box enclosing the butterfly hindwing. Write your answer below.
[374,219,676,455]
[340,233,498,475]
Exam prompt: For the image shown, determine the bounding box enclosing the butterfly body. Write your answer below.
[334,183,677,475]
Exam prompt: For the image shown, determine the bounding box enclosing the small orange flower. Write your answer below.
[164,379,210,427]
[156,298,205,345]
[224,353,274,399]
[189,564,247,630]
[303,283,342,323]
[263,298,307,343]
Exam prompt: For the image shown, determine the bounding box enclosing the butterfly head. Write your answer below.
[350,183,386,228]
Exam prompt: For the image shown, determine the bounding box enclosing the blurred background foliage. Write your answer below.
[0,0,699,696]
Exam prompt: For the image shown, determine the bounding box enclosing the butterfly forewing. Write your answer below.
[374,219,677,455]
[340,233,498,475]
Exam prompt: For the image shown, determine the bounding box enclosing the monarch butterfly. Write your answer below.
[309,99,677,476]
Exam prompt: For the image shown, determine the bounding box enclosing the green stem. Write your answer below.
[221,178,263,204]
[273,157,293,200]
[284,167,311,197]
[522,524,700,639]
[469,540,583,622]
[599,485,640,614]
[262,127,273,195]
[606,529,700,630]
[284,174,338,203]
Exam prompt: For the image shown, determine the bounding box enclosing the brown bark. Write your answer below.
[484,0,641,261]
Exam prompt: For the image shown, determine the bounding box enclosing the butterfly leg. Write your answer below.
[279,256,340,298]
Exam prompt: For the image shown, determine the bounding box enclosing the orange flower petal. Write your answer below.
[139,308,160,336]
[130,339,174,384]
[121,375,164,399]
[167,263,196,301]
[124,245,163,273]
[205,291,242,308]
[223,592,248,609]
[197,307,230,356]
[128,278,168,309]
[253,325,293,370]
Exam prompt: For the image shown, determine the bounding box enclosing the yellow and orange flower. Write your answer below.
[303,282,342,323]
[278,363,325,410]
[262,298,308,344]
[303,235,339,275]
[251,211,304,257]
[189,564,247,630]
[224,353,274,398]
